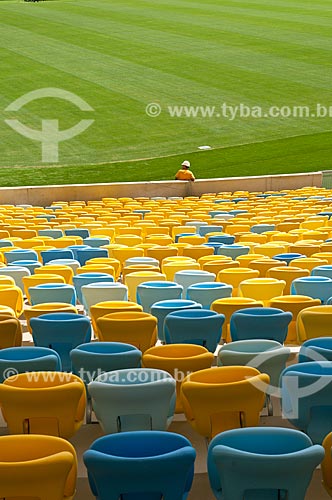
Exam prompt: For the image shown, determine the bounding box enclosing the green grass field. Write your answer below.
[1,0,332,186]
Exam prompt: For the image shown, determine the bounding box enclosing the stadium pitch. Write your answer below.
[0,0,332,185]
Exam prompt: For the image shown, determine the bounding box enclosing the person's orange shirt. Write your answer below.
[175,168,195,181]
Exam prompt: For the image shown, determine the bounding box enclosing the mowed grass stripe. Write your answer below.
[0,0,331,174]
[0,131,331,187]
[21,0,331,91]
[1,7,331,98]
[0,21,327,162]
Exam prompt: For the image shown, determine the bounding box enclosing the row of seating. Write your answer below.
[1,339,332,441]
[2,301,332,367]
[3,426,332,500]
[2,189,332,498]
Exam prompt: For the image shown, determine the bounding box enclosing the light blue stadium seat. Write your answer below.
[0,266,30,291]
[9,260,42,274]
[65,228,90,239]
[29,283,77,306]
[73,273,115,304]
[66,245,91,261]
[88,368,176,433]
[281,361,332,443]
[46,258,81,273]
[174,269,215,297]
[0,240,13,248]
[291,276,332,303]
[137,281,183,312]
[38,229,63,239]
[208,427,324,500]
[217,245,250,260]
[312,265,332,279]
[83,237,110,248]
[199,225,224,237]
[5,249,38,263]
[208,235,235,245]
[81,282,128,313]
[71,341,141,423]
[250,224,275,234]
[186,282,232,309]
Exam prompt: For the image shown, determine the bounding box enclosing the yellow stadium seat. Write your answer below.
[217,267,260,296]
[90,301,143,336]
[289,257,328,272]
[238,278,286,306]
[143,344,214,412]
[97,311,157,352]
[269,295,321,345]
[248,259,287,277]
[181,366,269,439]
[0,372,86,439]
[297,305,332,343]
[0,285,24,317]
[35,265,74,284]
[0,434,77,500]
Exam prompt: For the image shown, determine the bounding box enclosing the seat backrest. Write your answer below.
[0,317,22,349]
[0,434,77,500]
[0,372,86,439]
[230,307,292,343]
[181,366,270,439]
[164,310,224,353]
[299,337,332,363]
[88,369,176,433]
[207,427,324,500]
[291,276,332,303]
[81,282,128,312]
[136,282,183,312]
[0,346,61,383]
[281,361,332,443]
[30,314,91,371]
[297,306,332,342]
[29,284,76,306]
[0,286,24,317]
[218,340,290,387]
[96,312,157,352]
[70,342,142,385]
[83,431,195,500]
[73,273,115,304]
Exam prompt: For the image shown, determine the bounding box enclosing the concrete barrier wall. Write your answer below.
[0,171,323,206]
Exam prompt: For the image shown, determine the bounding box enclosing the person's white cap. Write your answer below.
[181,160,190,167]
